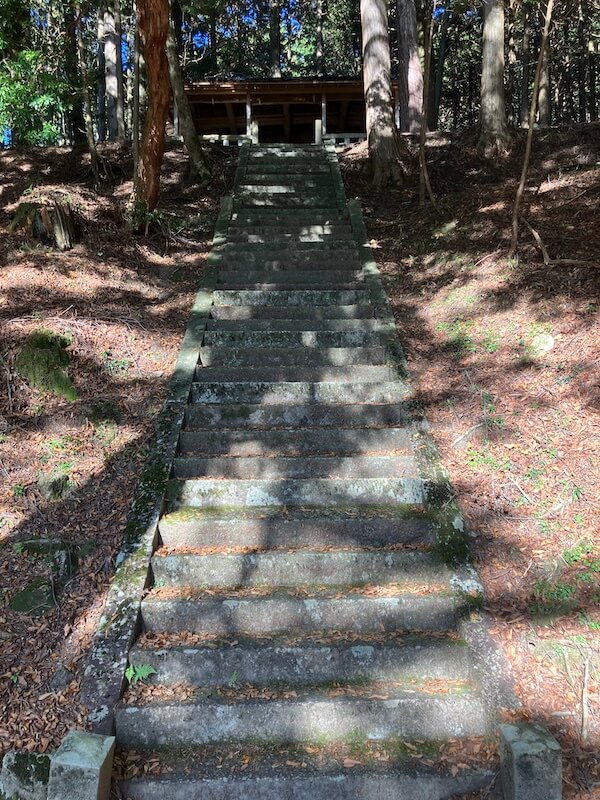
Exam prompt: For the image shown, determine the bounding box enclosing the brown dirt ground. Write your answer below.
[340,124,600,798]
[0,140,234,754]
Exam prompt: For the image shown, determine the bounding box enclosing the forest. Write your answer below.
[0,0,599,798]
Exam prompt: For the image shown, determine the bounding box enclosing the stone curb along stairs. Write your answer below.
[81,142,518,799]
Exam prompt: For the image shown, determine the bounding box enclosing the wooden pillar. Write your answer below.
[394,83,400,128]
[321,93,327,134]
[246,93,252,136]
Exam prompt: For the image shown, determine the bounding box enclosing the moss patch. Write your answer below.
[14,329,77,401]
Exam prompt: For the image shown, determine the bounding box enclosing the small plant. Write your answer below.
[228,671,239,688]
[481,331,501,353]
[100,351,131,375]
[125,663,157,686]
[12,483,25,498]
[436,318,476,357]
[12,543,26,555]
[0,433,7,444]
[563,542,593,565]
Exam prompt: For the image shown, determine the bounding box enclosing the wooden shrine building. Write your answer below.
[184,79,379,143]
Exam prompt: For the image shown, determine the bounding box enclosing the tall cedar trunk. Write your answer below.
[132,24,141,174]
[538,2,551,126]
[96,6,106,142]
[431,8,449,130]
[590,38,597,120]
[166,0,211,179]
[270,0,281,77]
[396,0,423,133]
[65,3,86,143]
[478,0,510,157]
[520,7,530,126]
[114,0,126,139]
[75,1,100,186]
[131,0,170,218]
[506,5,517,125]
[360,0,405,187]
[577,0,586,122]
[315,0,324,76]
[209,12,217,73]
[104,7,118,139]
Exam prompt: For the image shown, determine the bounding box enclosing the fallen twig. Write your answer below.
[522,218,550,265]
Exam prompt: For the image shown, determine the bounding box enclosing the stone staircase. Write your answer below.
[115,144,498,798]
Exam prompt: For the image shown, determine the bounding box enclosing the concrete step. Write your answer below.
[166,476,424,509]
[238,198,339,209]
[129,636,471,687]
[151,549,447,589]
[189,380,412,405]
[245,162,332,173]
[243,176,334,187]
[217,270,363,285]
[212,289,368,306]
[198,350,384,368]
[219,240,358,253]
[158,506,434,549]
[218,258,361,272]
[227,224,352,237]
[119,760,493,800]
[202,330,381,347]
[141,590,465,636]
[209,305,374,320]
[206,318,382,331]
[215,282,364,293]
[183,402,412,430]
[170,454,418,481]
[116,690,488,748]
[193,365,393,381]
[231,211,346,224]
[178,427,413,457]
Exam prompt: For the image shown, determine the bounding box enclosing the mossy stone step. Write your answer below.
[166,476,424,509]
[151,548,448,589]
[219,240,357,252]
[120,762,494,800]
[217,270,363,285]
[178,427,413,457]
[129,636,471,687]
[183,401,413,430]
[212,290,368,307]
[158,505,433,549]
[194,365,393,381]
[115,691,488,748]
[206,318,382,331]
[189,380,411,405]
[171,454,418,481]
[209,305,374,320]
[197,342,384,368]
[202,330,381,347]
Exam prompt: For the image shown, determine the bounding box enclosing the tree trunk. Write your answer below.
[130,0,170,221]
[64,3,86,143]
[75,1,100,186]
[132,24,141,174]
[577,0,586,122]
[396,0,423,134]
[103,7,119,139]
[590,39,597,121]
[166,0,211,180]
[538,2,551,126]
[478,0,510,157]
[269,0,281,77]
[114,0,126,139]
[315,0,324,76]
[209,12,218,73]
[96,5,106,143]
[360,0,406,187]
[520,7,530,126]
[430,8,449,130]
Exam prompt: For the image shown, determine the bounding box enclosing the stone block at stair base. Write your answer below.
[0,751,50,800]
[47,732,115,800]
[500,723,561,800]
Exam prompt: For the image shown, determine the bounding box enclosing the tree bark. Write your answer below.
[130,0,170,220]
[520,7,530,126]
[577,0,586,122]
[315,0,324,76]
[360,0,406,187]
[269,0,281,77]
[396,0,423,133]
[103,7,119,139]
[509,0,554,257]
[113,0,126,139]
[64,3,86,143]
[538,1,551,126]
[166,0,211,180]
[478,0,511,157]
[96,5,106,143]
[75,1,100,186]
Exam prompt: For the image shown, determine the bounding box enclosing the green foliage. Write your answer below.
[125,663,157,685]
[15,329,78,402]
